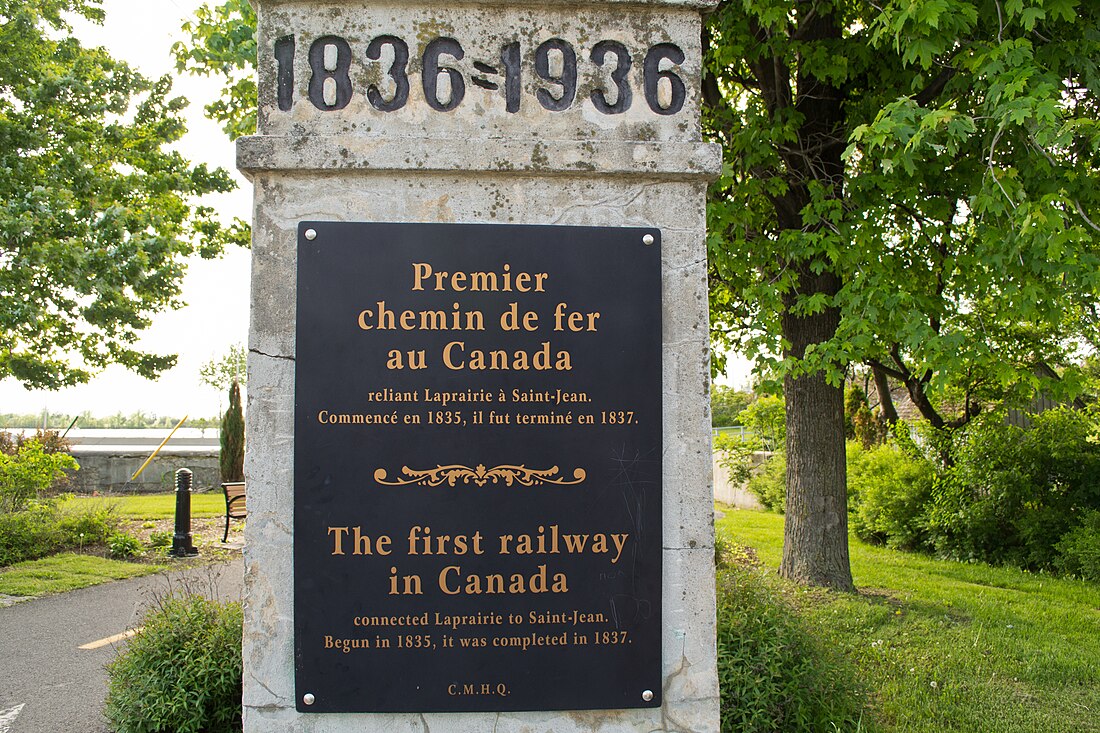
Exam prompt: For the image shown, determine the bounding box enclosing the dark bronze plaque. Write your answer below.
[293,221,662,713]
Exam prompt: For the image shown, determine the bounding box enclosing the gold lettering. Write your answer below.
[443,341,464,369]
[529,565,548,593]
[553,302,601,332]
[439,565,461,595]
[442,342,571,371]
[436,565,569,595]
[490,349,511,370]
[389,567,423,595]
[410,262,548,292]
[376,301,395,329]
[328,526,348,555]
[483,574,503,594]
[351,527,391,556]
[412,262,432,290]
[358,301,483,332]
[500,303,539,332]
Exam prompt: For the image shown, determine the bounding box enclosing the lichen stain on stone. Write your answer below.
[361,53,386,88]
[487,186,510,220]
[412,17,458,61]
[530,142,550,169]
[626,11,667,38]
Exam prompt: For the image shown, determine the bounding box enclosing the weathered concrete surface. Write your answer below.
[252,3,711,142]
[241,1,720,730]
[67,451,220,493]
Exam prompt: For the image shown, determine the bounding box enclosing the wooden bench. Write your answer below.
[222,482,246,542]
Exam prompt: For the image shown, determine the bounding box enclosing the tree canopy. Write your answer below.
[0,0,249,389]
[706,0,1100,425]
[199,342,247,392]
[711,384,753,426]
[704,0,1100,587]
[172,0,257,141]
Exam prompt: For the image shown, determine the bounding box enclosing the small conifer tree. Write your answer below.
[220,381,245,484]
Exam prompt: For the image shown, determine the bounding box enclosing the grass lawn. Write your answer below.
[0,553,165,597]
[67,492,225,519]
[717,507,1100,733]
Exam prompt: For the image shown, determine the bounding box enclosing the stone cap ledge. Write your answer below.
[237,135,722,180]
[258,0,718,9]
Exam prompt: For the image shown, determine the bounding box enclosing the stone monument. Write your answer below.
[238,0,720,730]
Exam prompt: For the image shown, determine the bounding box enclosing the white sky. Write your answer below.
[0,0,251,421]
[0,0,752,422]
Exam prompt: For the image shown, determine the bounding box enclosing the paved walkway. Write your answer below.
[0,557,243,733]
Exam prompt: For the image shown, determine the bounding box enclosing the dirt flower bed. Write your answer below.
[115,517,244,564]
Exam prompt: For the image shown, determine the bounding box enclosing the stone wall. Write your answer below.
[711,450,766,510]
[67,451,220,494]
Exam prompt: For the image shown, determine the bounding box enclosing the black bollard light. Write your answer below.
[171,468,199,557]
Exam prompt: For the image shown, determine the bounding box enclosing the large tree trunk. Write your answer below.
[779,268,854,591]
[773,4,853,591]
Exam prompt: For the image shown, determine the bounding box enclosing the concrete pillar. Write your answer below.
[239,2,720,730]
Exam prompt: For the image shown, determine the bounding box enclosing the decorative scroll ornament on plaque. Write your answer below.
[373,464,586,487]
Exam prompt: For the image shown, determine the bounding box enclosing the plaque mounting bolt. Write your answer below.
[642,234,654,245]
[304,228,317,241]
[303,693,316,706]
[642,689,654,702]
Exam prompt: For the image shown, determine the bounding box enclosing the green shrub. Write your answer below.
[848,443,935,550]
[853,403,886,449]
[1055,511,1100,581]
[716,563,868,732]
[107,532,143,559]
[715,530,734,569]
[0,499,118,566]
[746,451,786,513]
[57,501,118,546]
[844,386,887,448]
[0,502,60,566]
[0,429,72,456]
[926,409,1100,570]
[0,439,78,513]
[715,535,763,572]
[105,594,243,733]
[148,531,172,549]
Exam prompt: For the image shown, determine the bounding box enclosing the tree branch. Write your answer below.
[867,358,906,382]
[914,67,957,107]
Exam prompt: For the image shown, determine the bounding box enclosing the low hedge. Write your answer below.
[105,594,243,733]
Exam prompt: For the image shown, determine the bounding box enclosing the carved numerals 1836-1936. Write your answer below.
[273,34,687,116]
